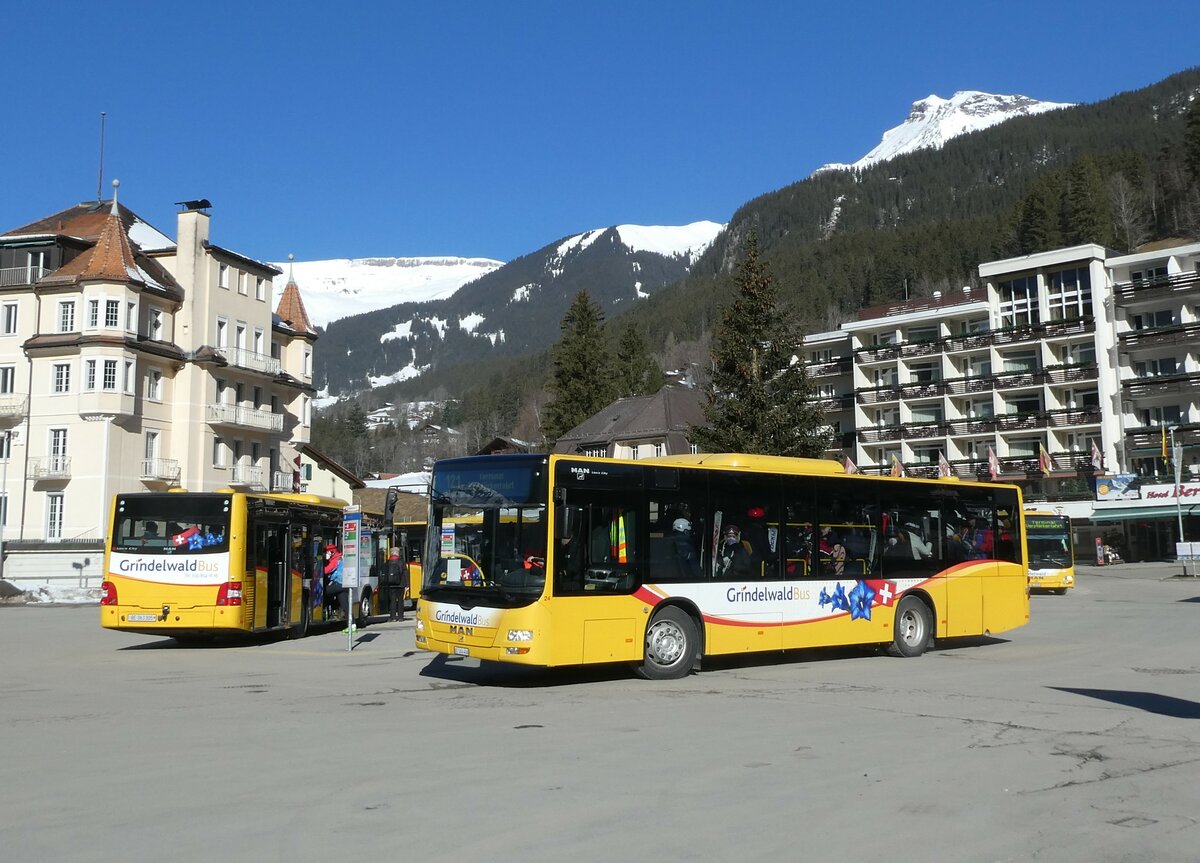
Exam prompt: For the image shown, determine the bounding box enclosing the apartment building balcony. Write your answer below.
[207,403,284,432]
[898,340,940,358]
[0,394,28,424]
[31,455,71,481]
[856,385,901,405]
[947,417,998,435]
[1114,270,1200,303]
[140,458,181,487]
[78,390,135,418]
[993,370,1046,391]
[271,470,299,492]
[807,357,852,377]
[996,412,1047,432]
[858,426,904,444]
[229,464,267,491]
[0,265,49,287]
[905,421,948,440]
[1045,363,1099,385]
[1122,371,1200,399]
[899,380,948,400]
[944,376,997,396]
[1125,422,1200,449]
[854,344,901,363]
[1046,407,1102,427]
[225,347,282,376]
[1119,322,1200,352]
[1041,317,1096,341]
[942,332,994,353]
[813,394,854,412]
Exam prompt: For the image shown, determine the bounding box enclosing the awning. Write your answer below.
[1088,504,1200,522]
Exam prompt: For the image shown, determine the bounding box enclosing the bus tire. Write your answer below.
[291,592,311,639]
[888,595,931,658]
[637,606,698,680]
[1052,588,1068,595]
[357,589,372,628]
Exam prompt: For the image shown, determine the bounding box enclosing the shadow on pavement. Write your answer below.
[1050,686,1200,719]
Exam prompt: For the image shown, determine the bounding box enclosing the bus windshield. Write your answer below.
[426,459,548,606]
[111,494,232,554]
[1026,517,1072,569]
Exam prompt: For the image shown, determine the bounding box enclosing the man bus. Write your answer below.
[101,491,383,642]
[1023,510,1075,594]
[412,453,1029,679]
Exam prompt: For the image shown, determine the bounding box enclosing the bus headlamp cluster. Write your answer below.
[507,629,533,642]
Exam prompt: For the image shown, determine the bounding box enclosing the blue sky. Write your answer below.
[2,1,1194,263]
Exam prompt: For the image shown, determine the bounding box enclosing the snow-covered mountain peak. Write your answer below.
[554,220,725,266]
[815,90,1074,175]
[271,255,503,329]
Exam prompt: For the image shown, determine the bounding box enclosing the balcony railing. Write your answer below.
[0,394,28,420]
[806,357,852,377]
[272,470,299,492]
[0,265,49,287]
[1045,363,1098,384]
[1122,370,1200,399]
[227,347,282,376]
[32,455,71,480]
[207,403,284,432]
[1114,270,1200,302]
[1119,322,1200,351]
[856,385,901,405]
[140,458,181,483]
[230,464,267,490]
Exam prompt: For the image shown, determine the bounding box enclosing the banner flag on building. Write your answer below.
[1039,443,1056,475]
[843,456,858,474]
[1161,425,1169,464]
[890,454,905,478]
[937,451,952,479]
[1091,440,1103,471]
[987,446,1001,481]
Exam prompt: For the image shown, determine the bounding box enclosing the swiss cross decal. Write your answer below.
[865,580,897,607]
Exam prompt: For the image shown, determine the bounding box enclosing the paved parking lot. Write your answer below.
[1,569,1198,863]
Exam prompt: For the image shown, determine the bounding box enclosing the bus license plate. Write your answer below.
[127,614,158,622]
[454,646,470,656]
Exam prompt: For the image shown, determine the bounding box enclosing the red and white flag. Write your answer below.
[987,446,1001,481]
[937,450,952,479]
[1039,443,1056,475]
[890,454,905,478]
[844,456,858,474]
[1090,440,1103,471]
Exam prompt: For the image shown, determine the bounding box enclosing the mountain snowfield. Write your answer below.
[270,256,503,329]
[816,91,1073,174]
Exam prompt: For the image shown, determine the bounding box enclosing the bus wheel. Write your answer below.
[1052,588,1068,596]
[637,606,698,680]
[290,592,311,639]
[357,590,372,628]
[889,595,931,658]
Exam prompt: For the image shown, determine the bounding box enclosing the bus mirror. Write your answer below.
[556,505,578,541]
[383,487,399,523]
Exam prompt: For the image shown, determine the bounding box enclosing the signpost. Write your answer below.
[342,506,361,651]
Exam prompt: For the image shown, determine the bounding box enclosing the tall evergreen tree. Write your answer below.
[1064,155,1111,246]
[1015,173,1066,253]
[1184,98,1200,185]
[614,323,664,398]
[542,291,616,443]
[689,233,829,456]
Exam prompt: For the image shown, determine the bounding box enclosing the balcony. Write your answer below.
[272,470,299,492]
[858,426,904,444]
[1122,370,1200,399]
[899,380,948,400]
[226,347,282,376]
[0,265,49,287]
[0,394,27,423]
[1119,322,1200,352]
[1045,363,1098,385]
[1046,407,1102,427]
[1125,422,1200,450]
[230,464,267,491]
[996,412,1047,432]
[947,417,998,435]
[944,376,997,396]
[207,403,284,432]
[1114,270,1200,303]
[807,357,852,377]
[140,458,181,486]
[31,455,71,480]
[855,385,900,405]
[854,344,900,363]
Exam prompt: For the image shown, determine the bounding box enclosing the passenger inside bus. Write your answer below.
[716,525,754,579]
[818,525,847,575]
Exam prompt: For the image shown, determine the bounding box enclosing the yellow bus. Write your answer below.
[1023,511,1075,594]
[392,520,427,609]
[413,453,1030,679]
[101,490,385,641]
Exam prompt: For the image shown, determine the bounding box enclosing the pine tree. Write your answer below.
[1184,98,1200,185]
[614,323,663,398]
[689,233,830,456]
[1064,155,1111,245]
[542,291,616,443]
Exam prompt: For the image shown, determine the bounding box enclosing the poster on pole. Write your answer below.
[342,506,361,589]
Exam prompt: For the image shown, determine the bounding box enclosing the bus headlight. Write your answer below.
[416,618,424,632]
[507,629,533,642]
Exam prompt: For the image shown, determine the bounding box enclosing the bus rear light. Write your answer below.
[216,581,243,606]
[506,647,530,655]
[101,581,118,606]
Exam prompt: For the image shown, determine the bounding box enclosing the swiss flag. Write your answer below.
[865,580,898,607]
[171,526,200,547]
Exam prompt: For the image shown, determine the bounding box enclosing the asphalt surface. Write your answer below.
[1,568,1198,863]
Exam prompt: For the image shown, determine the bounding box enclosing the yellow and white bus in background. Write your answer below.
[413,453,1030,679]
[1023,511,1075,594]
[101,491,385,642]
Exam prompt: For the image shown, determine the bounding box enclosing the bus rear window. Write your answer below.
[112,494,232,554]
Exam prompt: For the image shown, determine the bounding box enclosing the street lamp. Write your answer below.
[1170,425,1196,578]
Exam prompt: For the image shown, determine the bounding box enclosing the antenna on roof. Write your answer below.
[96,111,107,203]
